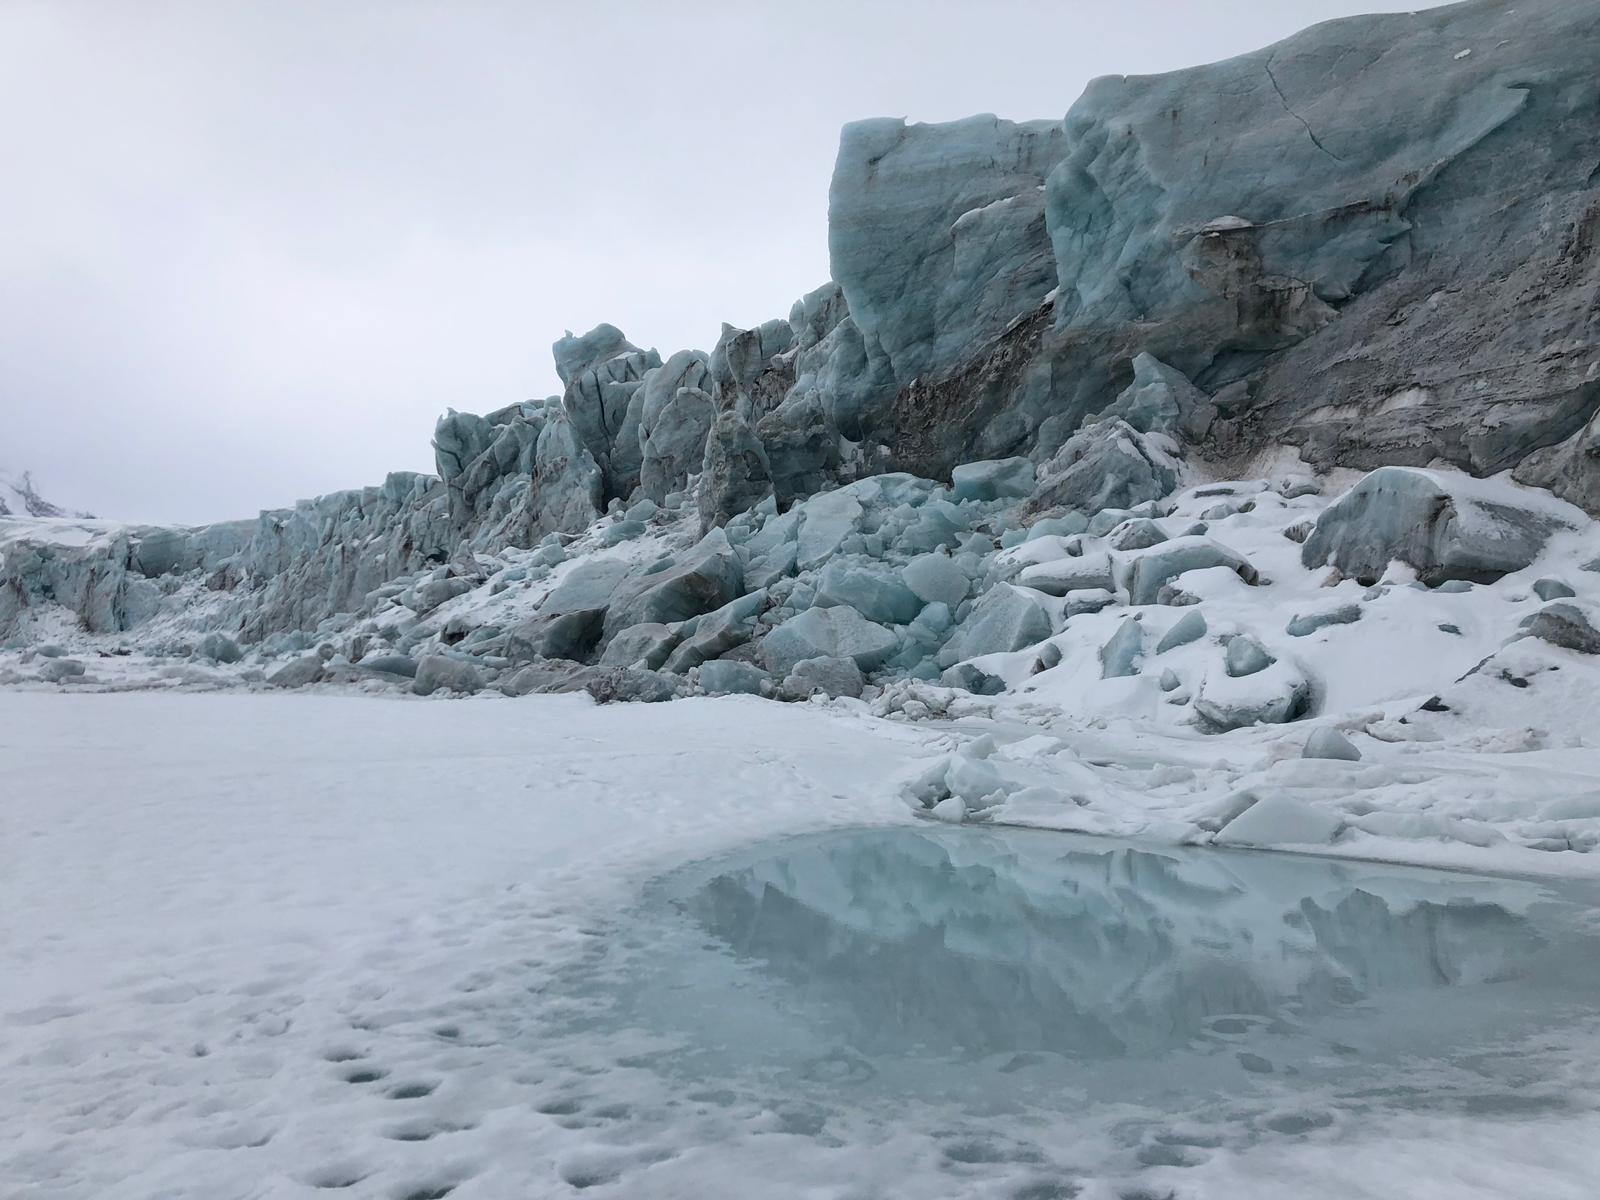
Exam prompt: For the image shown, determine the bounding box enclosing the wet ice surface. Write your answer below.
[536,827,1600,1195]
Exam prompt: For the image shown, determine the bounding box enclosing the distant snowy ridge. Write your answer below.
[0,468,92,520]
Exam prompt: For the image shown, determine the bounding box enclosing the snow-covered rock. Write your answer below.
[1124,537,1258,606]
[1302,467,1579,586]
[1019,549,1114,596]
[1522,600,1600,655]
[1195,657,1313,732]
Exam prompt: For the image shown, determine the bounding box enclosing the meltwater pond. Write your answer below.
[575,826,1600,1125]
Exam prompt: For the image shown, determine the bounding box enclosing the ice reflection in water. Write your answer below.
[615,827,1600,1109]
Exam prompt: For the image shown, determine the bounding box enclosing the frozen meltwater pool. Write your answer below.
[562,827,1600,1131]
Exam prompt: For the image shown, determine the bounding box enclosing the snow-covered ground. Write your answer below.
[5,690,1600,1199]
[1,691,929,1199]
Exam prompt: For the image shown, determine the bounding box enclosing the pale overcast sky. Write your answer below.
[1,0,1452,524]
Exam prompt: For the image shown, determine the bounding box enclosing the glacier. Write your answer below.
[7,3,1600,1193]
[4,0,1600,874]
[0,467,91,520]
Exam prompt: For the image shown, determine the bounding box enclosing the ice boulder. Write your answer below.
[268,655,324,689]
[1031,514,1093,542]
[1061,589,1116,620]
[1223,634,1274,678]
[896,501,966,556]
[814,559,923,625]
[1301,467,1577,586]
[1286,604,1362,637]
[505,608,604,663]
[1532,578,1577,601]
[604,529,744,636]
[698,659,771,697]
[600,622,680,671]
[505,558,631,662]
[579,666,679,705]
[1124,537,1258,606]
[760,606,899,675]
[497,660,674,703]
[795,487,865,570]
[951,457,1035,503]
[781,655,866,700]
[38,657,86,683]
[1215,794,1343,847]
[412,574,475,615]
[944,583,1051,663]
[1018,549,1114,596]
[1522,601,1600,655]
[412,655,484,696]
[1106,517,1169,552]
[598,519,647,546]
[359,654,418,679]
[1155,609,1207,653]
[1098,617,1145,679]
[904,748,1001,813]
[662,589,768,673]
[939,662,1007,695]
[497,658,588,697]
[1026,419,1178,517]
[901,735,1071,821]
[895,601,954,672]
[901,553,969,609]
[1303,728,1362,761]
[1195,658,1312,731]
[192,631,243,664]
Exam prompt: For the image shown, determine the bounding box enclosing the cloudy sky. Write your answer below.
[2,0,1450,524]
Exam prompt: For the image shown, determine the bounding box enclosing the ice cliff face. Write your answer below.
[831,0,1600,500]
[4,0,1600,779]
